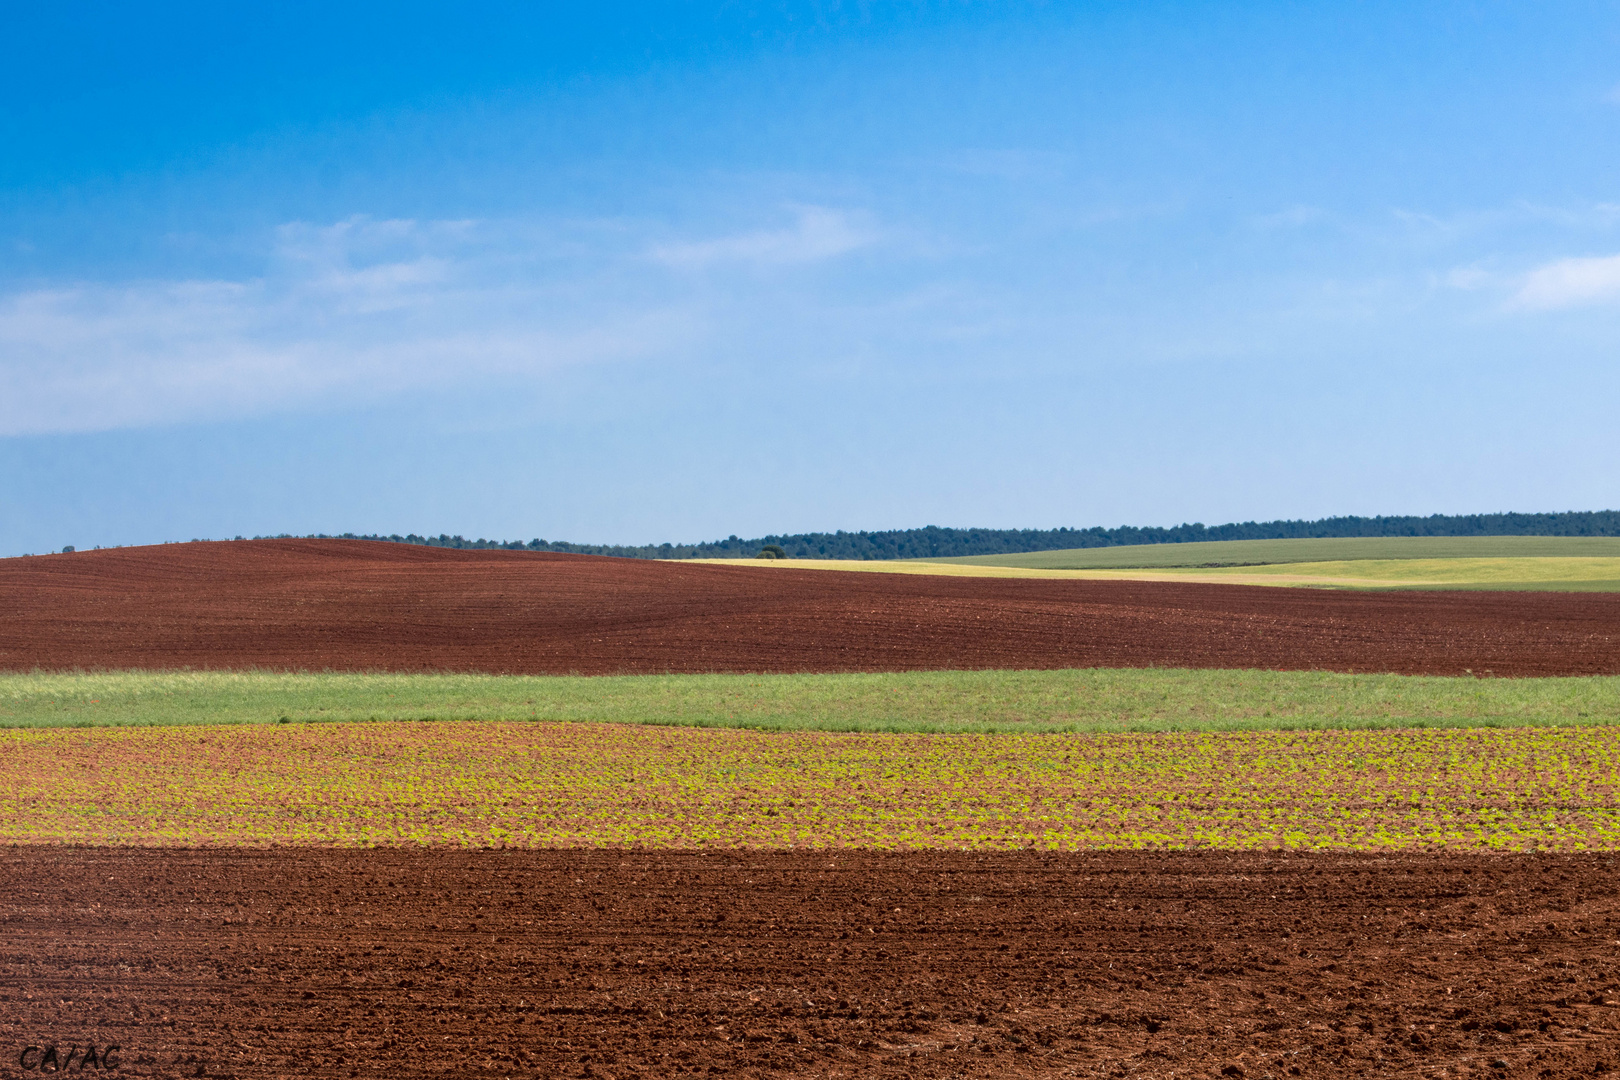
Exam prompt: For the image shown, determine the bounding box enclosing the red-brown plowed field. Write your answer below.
[3,848,1618,1079]
[2,539,1617,675]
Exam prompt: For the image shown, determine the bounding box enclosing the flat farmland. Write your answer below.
[7,539,1620,1078]
[4,539,1620,675]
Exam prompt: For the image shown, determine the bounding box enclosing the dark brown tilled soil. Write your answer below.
[3,539,1618,675]
[2,848,1618,1079]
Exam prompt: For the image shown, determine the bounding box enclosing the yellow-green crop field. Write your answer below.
[708,555,1620,590]
[4,720,1619,851]
[701,535,1620,588]
[923,534,1620,568]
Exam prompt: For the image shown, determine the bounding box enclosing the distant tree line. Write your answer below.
[261,510,1620,561]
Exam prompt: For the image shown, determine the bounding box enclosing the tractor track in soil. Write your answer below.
[1,848,1618,1079]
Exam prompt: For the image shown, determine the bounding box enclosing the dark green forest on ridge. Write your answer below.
[264,510,1620,561]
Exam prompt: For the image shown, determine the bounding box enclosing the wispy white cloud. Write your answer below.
[938,148,1076,182]
[1515,201,1620,229]
[1513,253,1620,310]
[0,206,904,436]
[1440,265,1493,291]
[18,190,1620,442]
[1386,201,1620,251]
[0,279,698,437]
[0,214,783,435]
[648,206,874,268]
[1252,205,1326,229]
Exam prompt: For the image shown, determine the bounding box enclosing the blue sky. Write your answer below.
[3,2,1619,555]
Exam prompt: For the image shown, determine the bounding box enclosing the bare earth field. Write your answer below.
[4,847,1618,1080]
[3,539,1618,675]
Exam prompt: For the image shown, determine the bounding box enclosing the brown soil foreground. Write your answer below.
[2,849,1617,1079]
[2,539,1618,676]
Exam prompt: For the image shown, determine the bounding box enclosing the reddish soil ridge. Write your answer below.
[2,538,1617,676]
[3,847,1616,1079]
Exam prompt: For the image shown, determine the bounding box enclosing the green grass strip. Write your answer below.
[2,667,1617,732]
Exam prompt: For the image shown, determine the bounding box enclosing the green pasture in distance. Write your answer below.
[1191,557,1620,592]
[924,535,1620,570]
[2,668,1617,732]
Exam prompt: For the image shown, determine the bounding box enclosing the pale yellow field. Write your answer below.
[702,556,1620,590]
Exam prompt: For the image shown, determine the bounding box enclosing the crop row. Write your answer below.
[2,722,1617,849]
